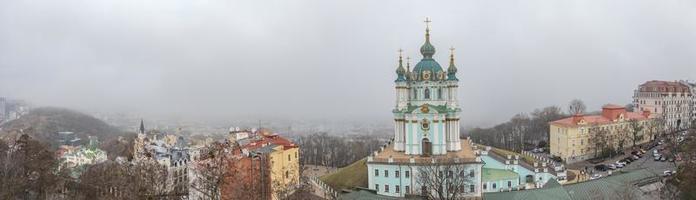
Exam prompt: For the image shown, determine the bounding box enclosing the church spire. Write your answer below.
[447,47,459,81]
[395,49,406,82]
[139,119,145,134]
[420,17,436,59]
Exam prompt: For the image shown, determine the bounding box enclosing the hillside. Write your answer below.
[320,157,368,191]
[0,107,127,151]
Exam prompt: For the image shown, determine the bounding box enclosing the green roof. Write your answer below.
[482,168,519,182]
[483,169,659,200]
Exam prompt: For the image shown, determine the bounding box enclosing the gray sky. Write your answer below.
[1,0,695,127]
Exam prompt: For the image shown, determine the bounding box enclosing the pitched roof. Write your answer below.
[483,169,659,200]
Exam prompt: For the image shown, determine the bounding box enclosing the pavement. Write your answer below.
[567,143,677,181]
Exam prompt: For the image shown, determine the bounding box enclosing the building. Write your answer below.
[55,137,108,177]
[681,80,696,125]
[366,19,484,199]
[0,97,6,122]
[483,169,662,200]
[132,119,192,198]
[633,80,693,129]
[218,129,300,200]
[549,104,652,163]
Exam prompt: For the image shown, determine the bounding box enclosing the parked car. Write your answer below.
[663,170,676,177]
[632,155,640,160]
[668,157,675,162]
[639,149,646,154]
[660,157,667,162]
[654,156,661,161]
[616,163,624,168]
[590,174,602,180]
[607,164,617,170]
[594,164,608,171]
[616,160,627,165]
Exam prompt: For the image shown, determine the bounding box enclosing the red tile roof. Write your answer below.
[241,134,298,151]
[639,80,690,93]
[550,104,649,127]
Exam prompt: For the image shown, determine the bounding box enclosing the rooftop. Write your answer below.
[550,104,649,127]
[483,169,660,200]
[482,168,519,182]
[371,139,478,164]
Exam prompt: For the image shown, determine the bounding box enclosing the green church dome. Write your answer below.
[412,27,444,81]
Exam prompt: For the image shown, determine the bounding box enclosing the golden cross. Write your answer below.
[450,47,455,54]
[406,56,411,64]
[424,17,432,29]
[398,48,403,57]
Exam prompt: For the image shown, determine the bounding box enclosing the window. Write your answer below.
[508,181,512,187]
[470,185,475,193]
[375,169,379,177]
[376,184,379,192]
[288,154,291,161]
[438,88,442,99]
[493,183,497,189]
[438,171,443,178]
[405,171,410,178]
[413,88,417,99]
[295,151,298,159]
[385,185,389,193]
[405,186,410,194]
[395,171,400,178]
[483,183,487,190]
[396,185,400,193]
[285,171,289,178]
[385,170,389,177]
[469,170,474,177]
[447,170,453,178]
[424,88,430,99]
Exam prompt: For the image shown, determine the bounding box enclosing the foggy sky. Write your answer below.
[1,0,695,127]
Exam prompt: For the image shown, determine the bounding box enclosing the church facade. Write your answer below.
[366,20,483,198]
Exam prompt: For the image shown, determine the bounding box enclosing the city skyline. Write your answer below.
[1,0,695,126]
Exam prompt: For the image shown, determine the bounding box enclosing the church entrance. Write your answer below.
[422,138,432,156]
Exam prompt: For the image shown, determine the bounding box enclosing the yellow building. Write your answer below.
[549,104,652,163]
[268,144,300,200]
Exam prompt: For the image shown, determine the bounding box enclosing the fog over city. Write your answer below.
[1,0,695,126]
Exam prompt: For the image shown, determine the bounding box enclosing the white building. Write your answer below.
[633,80,693,130]
[366,19,484,199]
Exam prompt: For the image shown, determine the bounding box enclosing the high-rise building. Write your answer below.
[633,80,692,130]
[366,19,483,198]
[0,97,6,121]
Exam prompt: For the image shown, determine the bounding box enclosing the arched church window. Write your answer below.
[424,88,430,99]
[413,88,417,99]
[438,88,442,99]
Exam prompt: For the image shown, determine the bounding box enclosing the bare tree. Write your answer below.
[568,99,587,115]
[0,134,60,199]
[588,126,609,159]
[416,163,475,200]
[628,119,644,148]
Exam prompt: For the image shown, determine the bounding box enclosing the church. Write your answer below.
[366,19,483,199]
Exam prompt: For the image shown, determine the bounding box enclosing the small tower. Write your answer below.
[395,49,409,111]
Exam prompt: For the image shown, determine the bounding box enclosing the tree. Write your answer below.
[624,103,634,112]
[416,163,475,200]
[0,134,60,199]
[668,120,696,199]
[568,99,587,115]
[628,119,644,148]
[588,126,608,159]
